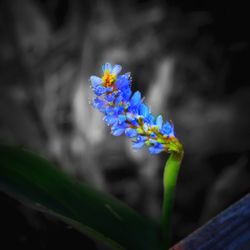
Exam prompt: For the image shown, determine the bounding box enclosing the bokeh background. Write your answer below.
[0,0,249,249]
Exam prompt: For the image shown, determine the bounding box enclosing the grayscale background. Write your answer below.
[0,0,249,249]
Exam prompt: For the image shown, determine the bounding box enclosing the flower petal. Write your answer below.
[132,141,145,149]
[143,123,149,132]
[161,122,174,136]
[118,115,126,124]
[126,112,134,121]
[111,126,125,136]
[116,74,130,89]
[125,128,137,137]
[92,98,105,111]
[104,115,117,126]
[122,87,132,101]
[112,64,122,75]
[102,63,112,73]
[105,93,115,102]
[149,145,164,154]
[139,103,149,117]
[94,85,107,96]
[115,94,123,105]
[130,91,141,107]
[90,76,102,88]
[156,115,163,129]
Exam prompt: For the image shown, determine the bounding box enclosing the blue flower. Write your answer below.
[92,97,105,112]
[132,135,146,149]
[90,63,122,95]
[130,91,142,107]
[116,73,131,90]
[90,76,102,88]
[102,63,112,73]
[161,121,175,137]
[102,63,122,76]
[111,123,127,136]
[103,115,117,126]
[139,103,149,117]
[105,93,116,102]
[125,128,138,137]
[156,115,163,129]
[90,63,177,154]
[149,142,164,154]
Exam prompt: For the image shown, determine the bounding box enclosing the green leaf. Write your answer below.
[0,145,164,250]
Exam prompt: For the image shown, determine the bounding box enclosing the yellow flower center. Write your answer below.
[102,71,116,87]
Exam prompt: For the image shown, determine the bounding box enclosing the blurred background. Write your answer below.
[0,0,249,249]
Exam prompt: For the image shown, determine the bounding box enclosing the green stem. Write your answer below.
[162,140,183,248]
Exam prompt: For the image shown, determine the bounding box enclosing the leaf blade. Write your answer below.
[0,145,163,250]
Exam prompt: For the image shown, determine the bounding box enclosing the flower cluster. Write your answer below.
[90,63,180,154]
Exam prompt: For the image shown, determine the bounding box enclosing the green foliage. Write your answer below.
[0,145,164,250]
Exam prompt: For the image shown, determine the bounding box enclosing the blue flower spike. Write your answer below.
[90,63,184,249]
[90,63,181,155]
